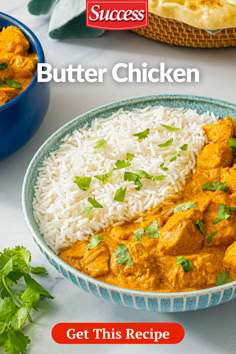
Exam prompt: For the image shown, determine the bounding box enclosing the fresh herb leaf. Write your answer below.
[30,266,47,274]
[216,272,232,286]
[145,221,160,239]
[170,152,181,162]
[115,244,133,266]
[160,163,168,171]
[214,204,230,224]
[207,231,218,243]
[0,78,4,88]
[135,169,153,179]
[83,206,93,217]
[114,160,131,170]
[124,172,143,190]
[4,79,22,89]
[0,247,52,354]
[153,175,166,181]
[228,138,236,156]
[173,202,197,213]
[114,188,126,202]
[203,181,229,192]
[94,139,107,149]
[158,138,173,148]
[133,128,150,140]
[228,206,236,213]
[134,228,144,242]
[87,235,103,250]
[74,176,91,191]
[180,144,188,151]
[0,62,8,70]
[88,197,103,208]
[126,153,134,161]
[94,171,112,184]
[176,256,193,272]
[195,219,205,236]
[160,124,180,131]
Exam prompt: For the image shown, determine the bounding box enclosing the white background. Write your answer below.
[0,1,236,353]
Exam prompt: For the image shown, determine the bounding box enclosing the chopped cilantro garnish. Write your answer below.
[134,228,144,242]
[145,221,160,239]
[160,124,180,131]
[0,62,8,70]
[4,79,22,89]
[195,219,205,236]
[83,206,93,217]
[74,176,91,191]
[88,197,103,208]
[228,206,236,213]
[114,188,126,202]
[158,138,173,148]
[214,204,230,224]
[170,152,180,162]
[153,175,166,181]
[203,181,229,192]
[216,272,232,286]
[0,246,52,354]
[0,78,4,87]
[133,128,150,140]
[94,139,107,149]
[94,171,113,184]
[228,138,236,156]
[87,235,103,250]
[176,256,193,272]
[173,202,197,213]
[114,160,131,170]
[207,231,218,244]
[135,169,153,179]
[115,244,133,266]
[160,163,168,171]
[180,144,188,151]
[124,172,143,190]
[126,153,134,161]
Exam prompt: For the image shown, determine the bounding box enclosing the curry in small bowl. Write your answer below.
[0,26,38,106]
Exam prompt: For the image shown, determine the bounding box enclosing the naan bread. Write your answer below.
[149,0,236,30]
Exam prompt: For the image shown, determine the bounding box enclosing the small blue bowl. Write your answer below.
[23,94,236,312]
[0,12,50,160]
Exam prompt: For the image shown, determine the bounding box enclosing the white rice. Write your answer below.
[33,106,218,254]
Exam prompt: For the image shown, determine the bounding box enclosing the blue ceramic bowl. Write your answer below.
[22,95,236,312]
[0,12,50,160]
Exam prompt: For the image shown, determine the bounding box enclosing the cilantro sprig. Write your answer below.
[203,181,229,192]
[0,246,52,354]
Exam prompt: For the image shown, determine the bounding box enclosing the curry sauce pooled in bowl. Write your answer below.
[0,26,38,106]
[33,107,236,293]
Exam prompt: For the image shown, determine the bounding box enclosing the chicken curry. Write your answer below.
[60,117,236,292]
[0,26,37,106]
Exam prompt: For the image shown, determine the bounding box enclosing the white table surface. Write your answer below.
[1,1,236,353]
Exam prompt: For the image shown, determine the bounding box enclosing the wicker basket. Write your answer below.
[133,12,236,48]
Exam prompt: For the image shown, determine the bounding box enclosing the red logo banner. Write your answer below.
[86,0,148,30]
[52,323,185,344]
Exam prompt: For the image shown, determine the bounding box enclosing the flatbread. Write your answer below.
[149,0,236,30]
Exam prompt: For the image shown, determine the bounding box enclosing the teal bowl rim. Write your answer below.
[22,94,236,299]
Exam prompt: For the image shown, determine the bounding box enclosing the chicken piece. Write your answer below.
[223,242,236,280]
[203,117,233,144]
[157,209,204,256]
[110,243,160,290]
[80,243,110,278]
[221,167,236,193]
[0,59,13,80]
[4,54,37,78]
[197,143,233,170]
[203,192,236,247]
[0,87,18,105]
[183,168,221,196]
[0,26,29,55]
[160,253,224,290]
[60,240,88,271]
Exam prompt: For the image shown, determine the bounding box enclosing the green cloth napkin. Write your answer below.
[28,0,105,39]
